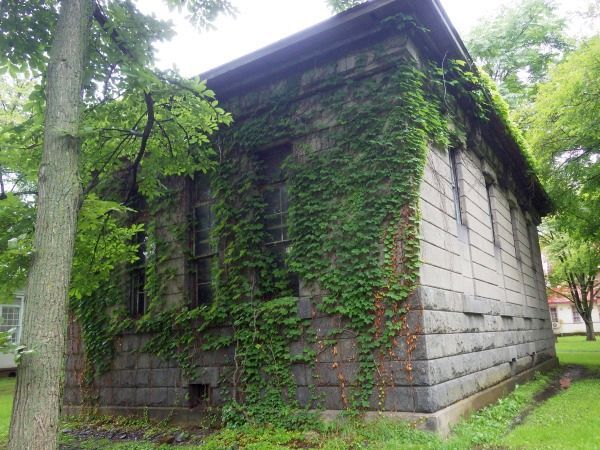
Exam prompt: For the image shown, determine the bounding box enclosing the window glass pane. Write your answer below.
[192,178,215,306]
[263,187,281,214]
[258,145,298,295]
[195,173,211,202]
[197,283,213,306]
[280,185,288,211]
[0,305,21,343]
[196,258,212,283]
[194,202,215,258]
[195,204,212,232]
[129,269,145,317]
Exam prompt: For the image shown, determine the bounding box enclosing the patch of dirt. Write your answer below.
[60,426,207,449]
[510,365,592,429]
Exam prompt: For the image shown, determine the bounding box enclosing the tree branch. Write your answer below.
[92,2,137,61]
[126,92,155,203]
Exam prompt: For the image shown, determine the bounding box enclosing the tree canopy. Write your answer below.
[466,0,571,107]
[528,35,600,242]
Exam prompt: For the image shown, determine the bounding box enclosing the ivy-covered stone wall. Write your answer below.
[63,11,556,423]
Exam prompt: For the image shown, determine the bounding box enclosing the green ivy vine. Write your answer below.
[71,12,536,425]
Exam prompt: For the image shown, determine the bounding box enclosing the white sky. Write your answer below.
[137,0,595,77]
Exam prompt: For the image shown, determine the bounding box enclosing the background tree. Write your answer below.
[528,36,600,242]
[529,35,599,341]
[466,0,571,108]
[541,222,600,341]
[0,0,232,447]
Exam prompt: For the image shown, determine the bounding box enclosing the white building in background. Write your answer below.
[0,291,25,375]
[548,294,600,335]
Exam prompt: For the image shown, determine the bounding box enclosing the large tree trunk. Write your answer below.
[583,314,596,341]
[8,1,91,448]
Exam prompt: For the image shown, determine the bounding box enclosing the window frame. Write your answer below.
[190,174,216,308]
[484,179,500,247]
[0,295,24,345]
[550,307,558,323]
[258,144,299,296]
[572,306,583,324]
[128,229,148,318]
[508,204,522,263]
[449,148,463,226]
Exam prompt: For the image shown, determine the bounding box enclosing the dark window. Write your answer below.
[129,230,147,317]
[449,149,462,225]
[509,206,522,262]
[188,383,210,408]
[572,306,583,323]
[191,174,215,307]
[485,181,498,246]
[260,146,299,296]
[550,307,558,323]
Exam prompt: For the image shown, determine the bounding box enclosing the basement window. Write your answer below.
[188,383,210,408]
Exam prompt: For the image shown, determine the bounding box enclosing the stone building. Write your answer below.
[64,0,557,433]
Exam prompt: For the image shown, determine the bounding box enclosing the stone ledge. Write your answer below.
[320,356,558,436]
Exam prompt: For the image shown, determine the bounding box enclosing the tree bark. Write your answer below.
[8,1,91,448]
[584,314,596,341]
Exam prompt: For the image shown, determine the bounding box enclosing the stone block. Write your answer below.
[113,353,137,370]
[114,388,136,406]
[98,387,115,405]
[63,387,82,406]
[121,335,140,352]
[194,347,234,366]
[167,387,187,407]
[314,386,347,410]
[298,297,312,319]
[463,295,490,315]
[136,369,152,387]
[136,353,152,369]
[188,367,219,387]
[118,370,137,388]
[369,385,417,411]
[418,287,462,313]
[391,333,427,361]
[136,388,168,407]
[383,360,428,386]
[291,364,311,386]
[150,368,177,387]
[314,362,359,386]
[315,338,357,363]
[210,386,230,406]
[95,371,114,388]
[296,386,311,407]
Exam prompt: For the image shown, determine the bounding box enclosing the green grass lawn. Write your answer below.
[502,378,600,449]
[555,335,600,369]
[0,377,15,447]
[501,335,600,449]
